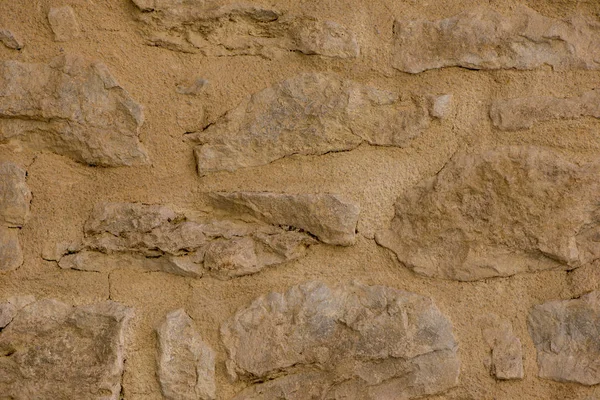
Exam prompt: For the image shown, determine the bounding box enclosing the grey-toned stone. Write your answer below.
[176,78,208,96]
[57,201,324,279]
[0,226,22,271]
[222,281,460,399]
[0,296,35,328]
[189,73,448,175]
[0,55,148,166]
[528,291,600,385]
[392,6,600,73]
[0,162,31,227]
[131,1,358,58]
[0,299,133,399]
[48,6,80,42]
[0,29,24,50]
[210,192,360,246]
[490,89,600,131]
[480,315,523,380]
[157,309,216,400]
[376,146,600,281]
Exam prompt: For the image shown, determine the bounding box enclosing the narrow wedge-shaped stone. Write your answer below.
[189,73,448,175]
[393,6,600,73]
[376,146,600,281]
[0,55,148,166]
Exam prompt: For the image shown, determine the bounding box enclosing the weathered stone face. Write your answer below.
[0,299,133,399]
[189,73,449,175]
[48,6,80,42]
[0,162,31,227]
[0,55,148,166]
[221,281,460,399]
[376,146,600,281]
[130,1,359,58]
[0,225,22,271]
[528,291,600,385]
[392,6,600,73]
[57,195,358,279]
[480,315,523,380]
[490,89,600,131]
[157,309,216,400]
[0,29,24,50]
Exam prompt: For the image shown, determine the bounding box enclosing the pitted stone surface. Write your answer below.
[0,299,133,399]
[0,55,148,166]
[376,146,600,281]
[222,281,460,399]
[131,1,359,58]
[157,309,216,400]
[392,6,600,73]
[189,73,448,175]
[490,89,600,131]
[528,291,600,385]
[56,198,358,279]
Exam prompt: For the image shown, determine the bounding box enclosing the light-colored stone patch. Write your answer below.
[0,29,24,50]
[48,6,80,42]
[480,314,523,380]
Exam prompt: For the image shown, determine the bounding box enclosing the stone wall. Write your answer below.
[1,1,600,399]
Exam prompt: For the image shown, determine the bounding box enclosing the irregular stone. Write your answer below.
[222,281,460,399]
[480,315,523,380]
[157,309,216,400]
[490,89,600,131]
[0,54,148,166]
[176,78,208,96]
[210,192,360,246]
[528,291,600,385]
[0,29,24,50]
[376,146,600,281]
[0,298,133,399]
[48,6,80,42]
[0,296,35,328]
[0,226,22,271]
[189,73,448,175]
[392,6,600,73]
[131,1,358,58]
[57,201,320,279]
[0,162,31,227]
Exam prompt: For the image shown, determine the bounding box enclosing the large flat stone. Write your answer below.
[189,73,449,175]
[0,299,133,399]
[528,291,600,385]
[0,55,148,166]
[222,281,460,399]
[392,6,600,73]
[376,146,600,281]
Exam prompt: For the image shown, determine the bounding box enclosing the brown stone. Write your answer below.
[48,6,80,42]
[0,162,31,227]
[0,29,24,50]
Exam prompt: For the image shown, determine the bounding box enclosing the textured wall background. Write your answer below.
[1,0,600,399]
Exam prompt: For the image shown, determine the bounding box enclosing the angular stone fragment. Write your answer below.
[131,1,358,58]
[0,298,133,399]
[157,309,216,400]
[222,281,460,399]
[392,6,600,73]
[480,315,523,380]
[189,73,448,175]
[57,201,325,279]
[0,29,24,50]
[210,192,360,246]
[0,162,31,227]
[0,226,22,271]
[490,89,600,131]
[0,295,35,328]
[0,54,148,166]
[376,146,600,281]
[48,6,80,42]
[528,291,600,385]
[177,78,208,96]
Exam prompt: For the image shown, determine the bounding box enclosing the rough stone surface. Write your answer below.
[0,162,31,227]
[56,200,334,279]
[0,225,23,271]
[157,309,216,400]
[480,315,523,380]
[0,29,24,50]
[0,298,133,399]
[48,6,80,42]
[189,73,448,175]
[490,89,600,131]
[528,291,600,385]
[210,192,360,246]
[221,281,460,399]
[0,295,35,328]
[392,6,600,73]
[176,78,208,96]
[131,1,359,58]
[376,146,600,281]
[0,54,148,166]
